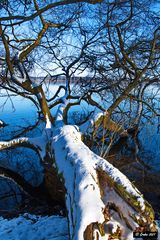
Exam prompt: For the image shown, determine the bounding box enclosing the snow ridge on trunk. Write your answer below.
[52,125,105,240]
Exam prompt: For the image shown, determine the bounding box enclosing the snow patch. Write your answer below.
[45,114,52,129]
[0,214,68,240]
[0,120,4,125]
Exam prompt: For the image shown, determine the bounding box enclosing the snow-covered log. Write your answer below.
[0,137,30,150]
[52,124,157,240]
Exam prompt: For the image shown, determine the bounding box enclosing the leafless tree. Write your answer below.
[0,0,159,239]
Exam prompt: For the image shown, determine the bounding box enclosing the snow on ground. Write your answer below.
[0,214,159,240]
[0,214,68,240]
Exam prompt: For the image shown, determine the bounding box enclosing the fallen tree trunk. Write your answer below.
[52,124,157,240]
[0,120,157,239]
